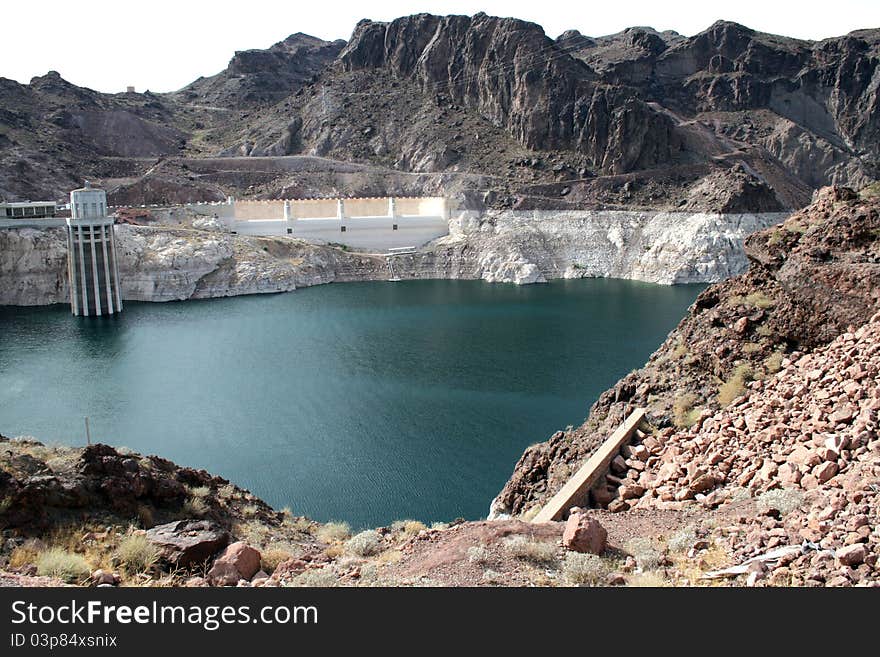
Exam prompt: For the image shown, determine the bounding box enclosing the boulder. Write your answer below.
[90,569,119,586]
[207,541,262,586]
[145,520,229,567]
[836,543,867,566]
[562,512,607,555]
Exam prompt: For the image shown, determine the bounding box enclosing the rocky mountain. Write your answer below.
[0,14,877,209]
[175,33,345,108]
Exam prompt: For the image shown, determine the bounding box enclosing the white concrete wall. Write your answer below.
[229,215,449,250]
[297,216,448,250]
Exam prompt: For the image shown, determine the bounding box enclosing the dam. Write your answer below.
[188,196,451,251]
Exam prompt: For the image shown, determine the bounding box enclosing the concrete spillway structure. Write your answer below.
[66,183,123,316]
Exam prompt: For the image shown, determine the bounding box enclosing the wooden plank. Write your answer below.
[531,408,647,523]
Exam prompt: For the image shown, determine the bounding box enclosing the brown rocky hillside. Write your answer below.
[493,185,880,517]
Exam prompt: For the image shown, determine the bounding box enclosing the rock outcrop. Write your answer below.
[176,33,345,109]
[146,520,230,567]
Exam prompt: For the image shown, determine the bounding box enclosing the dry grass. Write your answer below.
[504,536,558,565]
[624,537,664,571]
[666,525,698,554]
[36,548,91,583]
[390,519,426,538]
[344,530,383,557]
[467,545,492,565]
[561,553,610,586]
[288,568,339,587]
[374,549,403,566]
[757,488,805,515]
[730,291,775,309]
[626,572,672,587]
[316,522,351,544]
[672,393,701,429]
[115,534,159,574]
[261,548,296,573]
[765,351,784,374]
[718,364,754,406]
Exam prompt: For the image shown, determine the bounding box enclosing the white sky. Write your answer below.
[4,0,879,93]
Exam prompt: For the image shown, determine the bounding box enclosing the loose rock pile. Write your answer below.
[598,313,880,585]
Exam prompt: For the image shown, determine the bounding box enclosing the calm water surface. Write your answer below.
[0,279,704,527]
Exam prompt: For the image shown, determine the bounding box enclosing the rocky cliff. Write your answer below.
[176,33,345,108]
[0,208,784,306]
[492,186,880,517]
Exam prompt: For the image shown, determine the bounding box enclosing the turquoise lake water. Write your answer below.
[0,279,704,528]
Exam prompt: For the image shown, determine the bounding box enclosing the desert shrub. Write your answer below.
[9,540,43,569]
[730,292,775,309]
[624,538,664,571]
[182,496,208,517]
[189,486,211,499]
[261,548,295,573]
[765,351,784,374]
[756,324,774,338]
[504,536,557,564]
[481,569,505,585]
[344,530,382,557]
[562,553,610,585]
[666,525,698,553]
[742,342,763,354]
[672,393,701,429]
[316,522,351,544]
[390,520,426,537]
[671,342,688,360]
[718,364,754,406]
[430,522,449,531]
[36,548,90,582]
[116,534,159,573]
[467,546,492,565]
[861,181,880,199]
[289,568,338,587]
[757,488,805,516]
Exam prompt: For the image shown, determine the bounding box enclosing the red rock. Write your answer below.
[836,543,868,566]
[562,512,608,555]
[733,317,749,334]
[618,483,645,500]
[207,541,262,586]
[813,461,839,484]
[800,474,819,490]
[778,463,802,484]
[829,406,855,424]
[184,576,208,587]
[689,473,717,495]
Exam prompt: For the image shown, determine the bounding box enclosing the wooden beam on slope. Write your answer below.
[531,408,647,523]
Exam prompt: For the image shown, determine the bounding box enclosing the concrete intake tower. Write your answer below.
[66,182,123,316]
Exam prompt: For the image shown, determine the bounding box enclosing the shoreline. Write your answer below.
[0,209,786,307]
